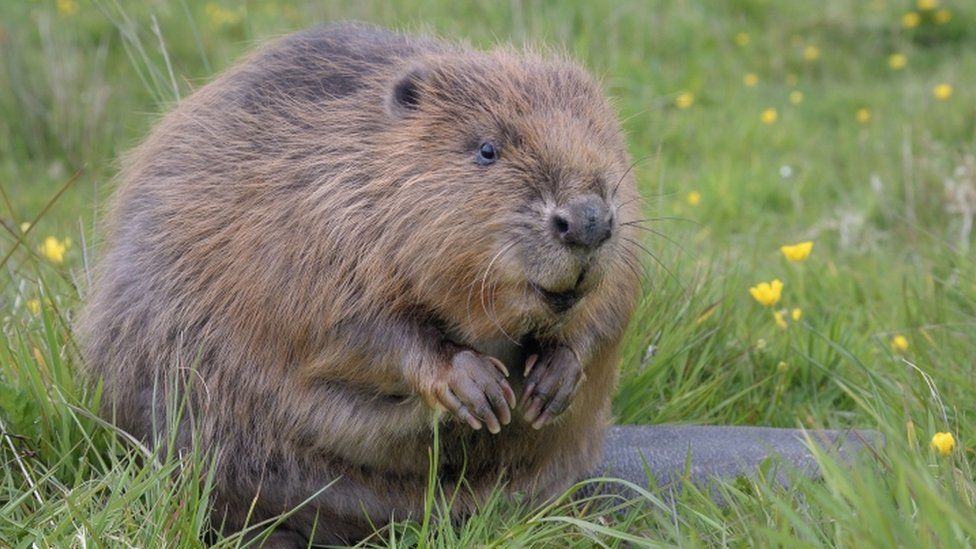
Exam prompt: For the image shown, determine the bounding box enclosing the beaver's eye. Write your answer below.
[475,142,498,166]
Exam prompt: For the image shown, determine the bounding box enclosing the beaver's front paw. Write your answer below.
[432,349,516,434]
[520,345,583,429]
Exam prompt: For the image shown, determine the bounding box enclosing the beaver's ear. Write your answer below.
[387,65,428,117]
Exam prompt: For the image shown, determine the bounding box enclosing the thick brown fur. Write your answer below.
[80,23,641,545]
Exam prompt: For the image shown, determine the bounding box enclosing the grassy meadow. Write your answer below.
[2,0,975,546]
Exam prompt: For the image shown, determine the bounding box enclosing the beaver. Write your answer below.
[80,23,641,545]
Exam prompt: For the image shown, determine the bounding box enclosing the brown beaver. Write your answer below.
[80,23,641,546]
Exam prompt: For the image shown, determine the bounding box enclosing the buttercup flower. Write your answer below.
[686,191,701,206]
[930,432,955,456]
[735,32,750,46]
[888,53,907,70]
[744,73,759,87]
[57,0,78,16]
[789,90,804,105]
[916,0,938,10]
[760,108,778,125]
[773,308,802,329]
[773,310,788,329]
[856,108,871,124]
[26,299,41,315]
[934,9,952,24]
[675,92,694,109]
[891,335,909,352]
[205,3,244,27]
[40,237,67,264]
[933,84,953,100]
[902,12,921,28]
[780,241,813,262]
[803,46,820,61]
[749,279,783,307]
[888,54,907,70]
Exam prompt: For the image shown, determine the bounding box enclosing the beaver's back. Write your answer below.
[121,23,445,192]
[230,24,439,107]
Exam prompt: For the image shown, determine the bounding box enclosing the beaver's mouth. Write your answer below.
[530,267,589,314]
[532,283,581,314]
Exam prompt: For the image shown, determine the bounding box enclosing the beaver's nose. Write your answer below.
[550,195,613,251]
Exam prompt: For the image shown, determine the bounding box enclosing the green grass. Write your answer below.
[2,0,975,546]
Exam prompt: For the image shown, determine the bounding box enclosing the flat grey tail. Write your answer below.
[587,425,882,495]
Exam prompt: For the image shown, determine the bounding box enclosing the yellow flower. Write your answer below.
[933,83,953,100]
[930,432,955,456]
[856,108,872,124]
[773,309,788,329]
[760,108,778,125]
[888,53,907,70]
[749,279,783,307]
[735,32,751,46]
[891,334,909,352]
[26,299,41,315]
[916,0,938,10]
[56,0,78,16]
[39,237,67,264]
[773,307,803,328]
[780,241,813,262]
[934,9,952,24]
[686,191,702,206]
[675,92,694,109]
[902,12,921,28]
[789,90,804,105]
[744,73,759,87]
[803,46,820,61]
[20,222,31,233]
[205,3,244,27]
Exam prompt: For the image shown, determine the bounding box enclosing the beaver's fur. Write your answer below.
[80,23,641,545]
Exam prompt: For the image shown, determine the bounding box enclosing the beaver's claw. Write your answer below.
[520,345,583,429]
[433,349,516,434]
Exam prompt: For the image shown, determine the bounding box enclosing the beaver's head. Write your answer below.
[373,49,641,340]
